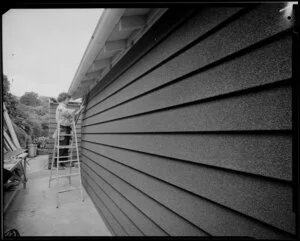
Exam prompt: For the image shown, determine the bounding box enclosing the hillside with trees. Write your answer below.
[3,74,52,149]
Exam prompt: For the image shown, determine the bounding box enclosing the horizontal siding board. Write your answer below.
[86,7,243,110]
[82,166,167,236]
[83,35,292,126]
[83,85,292,133]
[85,3,291,120]
[81,155,207,236]
[82,170,143,235]
[81,149,293,239]
[82,178,127,236]
[82,141,294,232]
[81,133,291,181]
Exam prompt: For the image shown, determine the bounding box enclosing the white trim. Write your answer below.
[69,8,168,99]
[68,9,125,96]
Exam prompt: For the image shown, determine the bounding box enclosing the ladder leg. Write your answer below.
[73,121,84,202]
[56,124,61,208]
[50,120,83,207]
[56,192,60,208]
[49,128,57,188]
[69,126,73,184]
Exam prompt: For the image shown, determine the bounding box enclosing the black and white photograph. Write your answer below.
[2,2,299,239]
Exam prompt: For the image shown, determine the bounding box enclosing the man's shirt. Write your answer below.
[55,103,75,126]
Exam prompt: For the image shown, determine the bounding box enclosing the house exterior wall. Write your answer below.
[80,4,296,238]
[47,101,82,168]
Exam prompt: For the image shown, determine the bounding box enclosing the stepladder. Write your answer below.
[49,120,84,208]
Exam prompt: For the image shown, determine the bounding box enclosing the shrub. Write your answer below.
[32,136,49,148]
[12,122,31,149]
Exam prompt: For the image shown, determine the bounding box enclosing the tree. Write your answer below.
[12,121,32,148]
[3,74,50,147]
[35,106,48,116]
[19,92,41,107]
[3,75,19,116]
[39,96,49,106]
[3,74,10,100]
[3,74,32,147]
[29,119,42,139]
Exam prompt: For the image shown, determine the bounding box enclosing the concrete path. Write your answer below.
[4,155,112,236]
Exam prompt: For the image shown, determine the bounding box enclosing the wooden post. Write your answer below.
[4,131,17,151]
[3,103,21,148]
[4,138,13,152]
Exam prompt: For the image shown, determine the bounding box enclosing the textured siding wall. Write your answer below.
[80,4,295,238]
[48,101,82,168]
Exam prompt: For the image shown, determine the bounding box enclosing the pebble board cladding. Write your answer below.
[80,4,295,238]
[48,101,82,168]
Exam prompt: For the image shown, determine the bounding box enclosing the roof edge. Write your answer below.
[68,8,125,97]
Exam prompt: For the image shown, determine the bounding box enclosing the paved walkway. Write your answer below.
[4,155,112,236]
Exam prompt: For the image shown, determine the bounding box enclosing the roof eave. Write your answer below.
[68,8,125,98]
[68,8,168,99]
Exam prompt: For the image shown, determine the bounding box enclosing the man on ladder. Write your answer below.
[49,92,85,208]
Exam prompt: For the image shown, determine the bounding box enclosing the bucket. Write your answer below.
[28,144,38,157]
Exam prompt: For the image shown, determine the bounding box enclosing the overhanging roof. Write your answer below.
[68,8,168,99]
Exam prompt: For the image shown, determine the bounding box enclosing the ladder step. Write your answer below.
[57,159,79,163]
[50,173,80,179]
[58,186,81,193]
[53,155,72,159]
[55,145,77,149]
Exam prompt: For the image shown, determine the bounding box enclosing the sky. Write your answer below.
[2,9,103,99]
